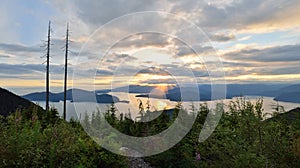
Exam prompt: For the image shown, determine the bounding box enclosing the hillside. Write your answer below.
[269,107,300,125]
[0,87,34,116]
[274,91,300,103]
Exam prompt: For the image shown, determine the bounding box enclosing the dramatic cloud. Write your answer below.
[1,0,300,92]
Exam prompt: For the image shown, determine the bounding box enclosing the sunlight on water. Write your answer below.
[35,92,300,121]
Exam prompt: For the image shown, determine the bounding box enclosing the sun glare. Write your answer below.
[156,84,169,93]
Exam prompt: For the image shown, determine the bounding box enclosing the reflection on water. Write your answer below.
[35,92,300,121]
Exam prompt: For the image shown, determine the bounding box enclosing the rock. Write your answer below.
[119,147,152,168]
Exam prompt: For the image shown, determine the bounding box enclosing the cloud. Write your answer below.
[113,33,171,49]
[0,54,10,58]
[222,61,256,68]
[109,53,136,61]
[1,0,300,89]
[65,0,157,26]
[50,0,300,63]
[224,44,300,62]
[175,45,214,57]
[197,0,300,32]
[253,66,300,75]
[0,43,40,53]
[209,33,236,42]
[0,63,44,75]
[140,78,178,85]
[95,69,114,76]
[138,67,171,76]
[160,63,181,69]
[0,63,67,80]
[192,70,210,78]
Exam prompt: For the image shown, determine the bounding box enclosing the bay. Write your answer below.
[34,92,300,121]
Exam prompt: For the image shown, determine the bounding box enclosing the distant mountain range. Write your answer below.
[273,84,300,103]
[135,84,299,103]
[21,83,300,103]
[0,87,37,116]
[22,89,128,104]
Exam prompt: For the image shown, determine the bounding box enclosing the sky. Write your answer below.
[0,0,300,95]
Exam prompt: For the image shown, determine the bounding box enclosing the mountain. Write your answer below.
[22,89,88,102]
[273,84,300,103]
[22,89,124,104]
[22,92,62,102]
[226,84,288,97]
[112,85,157,93]
[278,84,300,93]
[166,86,211,101]
[274,92,300,103]
[0,87,35,117]
[135,84,288,101]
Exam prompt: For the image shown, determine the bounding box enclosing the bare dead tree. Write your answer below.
[63,23,69,120]
[45,21,51,113]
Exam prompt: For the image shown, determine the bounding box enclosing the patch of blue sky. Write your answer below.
[11,0,57,45]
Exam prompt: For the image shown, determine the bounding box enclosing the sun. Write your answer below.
[156,84,168,93]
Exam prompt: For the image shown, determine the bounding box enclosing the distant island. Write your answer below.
[22,89,129,104]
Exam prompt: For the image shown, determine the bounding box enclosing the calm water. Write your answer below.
[35,92,300,121]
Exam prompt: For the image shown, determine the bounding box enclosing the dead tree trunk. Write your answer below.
[63,23,69,120]
[46,21,51,113]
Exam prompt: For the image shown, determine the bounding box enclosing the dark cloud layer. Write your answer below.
[209,33,236,42]
[0,43,40,53]
[0,63,66,77]
[224,44,300,62]
[175,45,214,57]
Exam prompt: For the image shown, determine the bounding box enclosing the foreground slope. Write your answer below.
[0,87,34,116]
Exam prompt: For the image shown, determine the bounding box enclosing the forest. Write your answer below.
[0,97,300,167]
